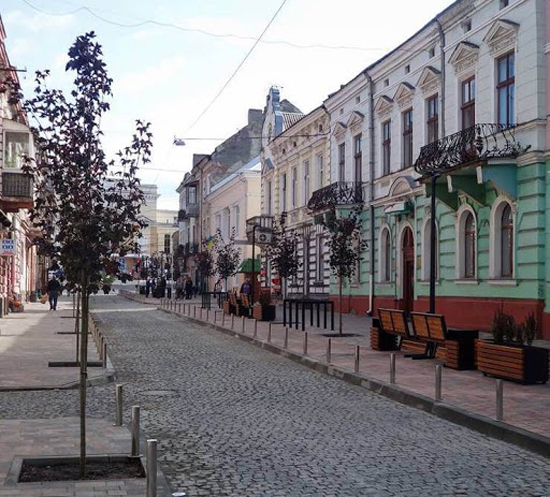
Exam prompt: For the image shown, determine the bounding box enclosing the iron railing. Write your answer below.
[2,171,33,199]
[307,181,363,212]
[178,203,199,220]
[414,123,528,177]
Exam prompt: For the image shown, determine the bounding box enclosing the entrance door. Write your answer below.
[402,227,415,312]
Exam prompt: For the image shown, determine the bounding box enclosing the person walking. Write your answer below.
[184,277,193,300]
[47,275,61,310]
[240,277,251,297]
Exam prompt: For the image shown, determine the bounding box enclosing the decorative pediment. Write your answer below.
[388,176,415,199]
[416,66,441,96]
[374,96,394,118]
[448,41,479,75]
[393,82,415,109]
[346,111,364,133]
[332,121,347,137]
[483,19,519,55]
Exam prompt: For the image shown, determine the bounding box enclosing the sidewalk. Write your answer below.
[154,294,550,456]
[0,295,153,497]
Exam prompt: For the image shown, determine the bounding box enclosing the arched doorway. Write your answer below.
[402,226,415,312]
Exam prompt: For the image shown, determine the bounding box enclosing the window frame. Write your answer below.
[353,134,362,183]
[379,227,392,283]
[338,143,346,182]
[426,94,439,144]
[382,120,391,176]
[303,160,310,206]
[496,52,515,127]
[402,109,413,169]
[461,77,476,130]
[281,173,287,212]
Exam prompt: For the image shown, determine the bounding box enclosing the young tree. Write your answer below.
[196,245,215,289]
[268,213,301,297]
[213,228,241,291]
[23,32,152,476]
[322,206,368,336]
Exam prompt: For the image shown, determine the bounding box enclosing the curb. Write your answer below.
[158,306,550,459]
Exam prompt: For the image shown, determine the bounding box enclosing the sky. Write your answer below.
[2,0,453,210]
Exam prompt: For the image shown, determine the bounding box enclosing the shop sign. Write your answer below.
[0,239,15,256]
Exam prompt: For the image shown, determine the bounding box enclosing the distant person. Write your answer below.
[47,275,61,310]
[185,277,193,300]
[145,277,152,298]
[176,277,184,299]
[240,277,251,296]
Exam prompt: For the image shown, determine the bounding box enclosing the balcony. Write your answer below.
[414,123,528,178]
[1,171,33,212]
[307,182,363,212]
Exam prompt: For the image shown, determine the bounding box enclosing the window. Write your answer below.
[291,167,297,209]
[428,46,436,58]
[234,205,240,233]
[215,214,221,232]
[384,78,390,87]
[266,180,272,215]
[427,95,439,144]
[338,143,346,181]
[380,228,392,282]
[382,120,391,176]
[355,95,361,104]
[461,77,475,129]
[497,52,515,127]
[4,132,30,169]
[500,0,509,8]
[405,65,410,74]
[500,204,513,277]
[421,218,438,281]
[354,134,362,183]
[402,109,413,169]
[464,212,476,278]
[187,186,197,204]
[316,235,325,282]
[164,234,171,254]
[281,173,287,211]
[303,161,310,206]
[462,19,472,32]
[317,154,324,189]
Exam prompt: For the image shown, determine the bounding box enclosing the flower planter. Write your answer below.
[476,339,549,384]
[370,325,398,351]
[252,304,276,322]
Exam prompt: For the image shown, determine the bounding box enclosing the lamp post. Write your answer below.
[429,174,438,314]
[251,224,258,305]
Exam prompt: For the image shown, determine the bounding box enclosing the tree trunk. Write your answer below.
[339,276,343,336]
[79,284,89,477]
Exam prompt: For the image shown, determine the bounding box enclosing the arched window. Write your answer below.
[464,212,476,278]
[422,217,438,281]
[500,203,513,277]
[379,227,392,282]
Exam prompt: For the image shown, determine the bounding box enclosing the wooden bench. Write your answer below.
[377,309,412,349]
[410,312,478,369]
[228,291,249,317]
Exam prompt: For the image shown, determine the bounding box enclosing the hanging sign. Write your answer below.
[0,239,15,256]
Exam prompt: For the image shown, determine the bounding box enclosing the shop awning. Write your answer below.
[238,258,260,273]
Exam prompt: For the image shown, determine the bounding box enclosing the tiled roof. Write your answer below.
[281,112,304,131]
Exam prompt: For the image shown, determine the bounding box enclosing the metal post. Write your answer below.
[131,406,140,456]
[268,322,272,343]
[390,353,396,385]
[303,331,308,355]
[231,314,235,330]
[222,312,225,327]
[326,338,332,364]
[435,365,442,401]
[242,315,246,333]
[251,224,256,306]
[429,174,438,313]
[206,309,210,322]
[496,379,504,421]
[146,439,157,497]
[193,306,196,318]
[253,319,258,338]
[100,336,105,361]
[214,311,217,324]
[301,303,305,332]
[102,342,107,368]
[115,384,123,426]
[284,327,289,349]
[354,345,360,373]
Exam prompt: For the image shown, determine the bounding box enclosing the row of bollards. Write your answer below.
[89,315,108,368]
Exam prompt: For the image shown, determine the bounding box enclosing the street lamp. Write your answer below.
[429,174,439,314]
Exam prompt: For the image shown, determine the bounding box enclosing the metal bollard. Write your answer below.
[303,332,308,355]
[389,353,396,385]
[354,345,360,373]
[193,306,197,318]
[231,314,235,330]
[435,365,442,401]
[146,439,157,497]
[496,379,504,421]
[206,309,210,322]
[100,336,105,360]
[284,327,289,349]
[242,315,246,333]
[326,338,332,364]
[131,406,140,456]
[102,342,108,368]
[214,311,217,324]
[253,319,258,338]
[115,384,123,426]
[268,323,272,343]
[222,312,225,327]
[200,308,203,320]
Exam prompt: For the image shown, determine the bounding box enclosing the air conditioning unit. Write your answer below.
[256,231,273,244]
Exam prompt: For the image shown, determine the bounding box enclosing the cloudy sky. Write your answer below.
[2,0,452,209]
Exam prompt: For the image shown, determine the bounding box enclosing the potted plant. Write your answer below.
[252,289,276,321]
[476,310,548,384]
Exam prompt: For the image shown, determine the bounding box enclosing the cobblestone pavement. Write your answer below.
[3,295,550,496]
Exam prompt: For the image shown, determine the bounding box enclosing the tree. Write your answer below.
[322,206,368,336]
[196,244,215,289]
[22,32,152,476]
[268,213,301,297]
[213,228,241,291]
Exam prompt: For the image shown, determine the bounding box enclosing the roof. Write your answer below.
[209,156,261,194]
[282,112,304,131]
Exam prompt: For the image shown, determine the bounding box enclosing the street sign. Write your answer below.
[0,239,15,256]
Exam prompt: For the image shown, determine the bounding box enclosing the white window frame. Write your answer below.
[303,160,310,206]
[281,173,287,212]
[291,167,298,209]
[489,196,515,279]
[421,216,438,281]
[455,204,477,279]
[378,225,392,283]
[316,154,324,189]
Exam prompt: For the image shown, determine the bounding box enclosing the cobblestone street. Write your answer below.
[3,295,550,496]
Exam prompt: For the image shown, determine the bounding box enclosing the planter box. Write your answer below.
[445,340,475,370]
[252,304,276,321]
[370,326,398,351]
[476,340,549,384]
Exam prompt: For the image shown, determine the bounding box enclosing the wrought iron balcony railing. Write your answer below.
[307,181,363,212]
[1,171,33,210]
[178,203,199,220]
[414,123,528,177]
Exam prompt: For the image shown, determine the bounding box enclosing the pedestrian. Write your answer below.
[184,277,193,300]
[240,277,251,296]
[176,276,184,300]
[47,275,61,310]
[145,277,152,297]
